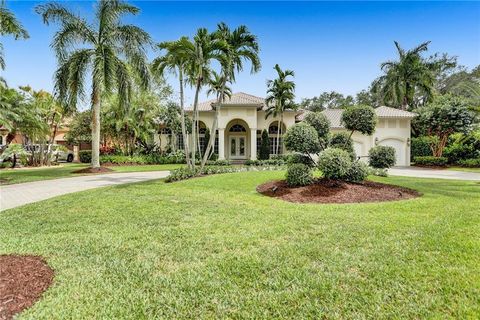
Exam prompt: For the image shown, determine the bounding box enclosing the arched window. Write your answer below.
[268,125,279,134]
[229,124,246,132]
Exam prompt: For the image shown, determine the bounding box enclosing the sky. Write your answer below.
[2,1,479,108]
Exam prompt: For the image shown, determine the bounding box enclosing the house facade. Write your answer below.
[154,92,416,166]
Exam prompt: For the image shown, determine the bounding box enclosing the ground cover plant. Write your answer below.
[0,171,479,318]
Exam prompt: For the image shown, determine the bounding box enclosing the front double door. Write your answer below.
[229,135,246,159]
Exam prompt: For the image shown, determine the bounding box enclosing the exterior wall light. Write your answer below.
[407,138,411,147]
[374,137,379,145]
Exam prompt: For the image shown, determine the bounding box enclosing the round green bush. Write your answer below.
[329,132,356,160]
[304,112,330,141]
[286,153,315,168]
[79,150,92,163]
[345,161,369,182]
[369,146,396,169]
[286,163,313,187]
[341,105,377,136]
[318,148,352,180]
[284,123,321,154]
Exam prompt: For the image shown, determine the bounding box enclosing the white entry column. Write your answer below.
[250,128,257,160]
[218,128,225,160]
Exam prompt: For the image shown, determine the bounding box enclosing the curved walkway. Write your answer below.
[389,167,480,181]
[0,171,169,212]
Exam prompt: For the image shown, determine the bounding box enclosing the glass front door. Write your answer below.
[230,136,246,159]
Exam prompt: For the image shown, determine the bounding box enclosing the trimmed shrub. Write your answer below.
[318,148,352,180]
[259,129,270,160]
[443,132,480,164]
[411,136,432,158]
[369,146,396,169]
[345,161,369,183]
[329,132,356,160]
[286,163,313,187]
[244,159,285,166]
[286,153,315,168]
[414,156,448,166]
[79,150,91,163]
[457,158,480,167]
[341,105,377,136]
[284,123,321,154]
[304,112,330,142]
[206,159,231,166]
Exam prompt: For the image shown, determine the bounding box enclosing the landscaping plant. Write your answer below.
[317,148,352,180]
[285,163,313,186]
[369,145,396,169]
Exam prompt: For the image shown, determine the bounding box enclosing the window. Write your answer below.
[0,136,3,145]
[229,124,246,132]
[176,134,184,150]
[268,125,279,134]
[269,137,283,154]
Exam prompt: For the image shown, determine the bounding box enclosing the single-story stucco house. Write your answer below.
[154,92,416,166]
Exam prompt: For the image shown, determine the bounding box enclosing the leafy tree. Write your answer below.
[37,0,152,169]
[413,94,475,157]
[438,65,480,108]
[65,110,92,145]
[341,105,377,140]
[303,111,330,147]
[0,0,29,70]
[265,64,296,155]
[300,91,354,111]
[375,41,455,110]
[259,129,270,160]
[329,132,355,160]
[284,122,321,156]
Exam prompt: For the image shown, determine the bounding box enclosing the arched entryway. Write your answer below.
[225,119,250,160]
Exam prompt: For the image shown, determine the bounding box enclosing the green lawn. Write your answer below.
[1,171,479,319]
[0,163,183,185]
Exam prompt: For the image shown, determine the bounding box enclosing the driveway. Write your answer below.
[389,167,480,181]
[0,171,169,212]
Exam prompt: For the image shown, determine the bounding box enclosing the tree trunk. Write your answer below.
[178,69,191,169]
[200,81,225,170]
[276,114,283,155]
[91,87,101,168]
[191,75,202,169]
[46,116,58,166]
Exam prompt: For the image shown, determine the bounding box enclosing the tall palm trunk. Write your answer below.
[191,75,202,169]
[200,79,225,170]
[91,87,101,168]
[276,114,283,155]
[178,69,191,168]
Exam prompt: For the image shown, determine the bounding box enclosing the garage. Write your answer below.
[379,138,406,166]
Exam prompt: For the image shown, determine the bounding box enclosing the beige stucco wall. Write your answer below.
[154,108,412,165]
[331,118,411,166]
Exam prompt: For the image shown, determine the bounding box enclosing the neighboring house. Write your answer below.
[0,122,71,148]
[154,92,416,166]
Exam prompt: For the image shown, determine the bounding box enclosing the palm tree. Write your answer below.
[36,0,151,169]
[151,37,195,168]
[186,28,225,168]
[200,22,260,168]
[206,71,232,101]
[378,41,437,110]
[0,0,29,70]
[265,64,296,155]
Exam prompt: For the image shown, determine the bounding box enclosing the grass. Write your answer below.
[0,163,183,185]
[447,166,480,173]
[1,171,479,318]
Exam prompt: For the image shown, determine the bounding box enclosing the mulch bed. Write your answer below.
[0,255,54,320]
[257,179,420,204]
[73,166,113,174]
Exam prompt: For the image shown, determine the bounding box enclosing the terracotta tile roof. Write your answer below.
[296,106,416,128]
[187,92,265,111]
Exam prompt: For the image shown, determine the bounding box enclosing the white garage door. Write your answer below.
[379,139,406,166]
[353,141,365,159]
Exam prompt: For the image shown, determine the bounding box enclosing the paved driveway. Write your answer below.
[389,167,480,181]
[0,171,169,212]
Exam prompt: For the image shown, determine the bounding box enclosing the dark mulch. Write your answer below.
[73,166,113,174]
[257,179,421,204]
[0,255,54,320]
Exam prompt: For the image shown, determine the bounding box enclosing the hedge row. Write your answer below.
[413,156,448,166]
[166,165,280,183]
[78,151,185,165]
